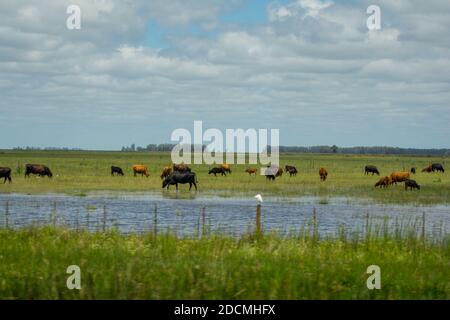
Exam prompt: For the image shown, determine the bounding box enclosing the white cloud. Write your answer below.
[0,0,449,148]
[268,0,333,22]
[299,0,333,18]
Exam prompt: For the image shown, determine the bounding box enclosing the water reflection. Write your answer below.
[161,190,199,200]
[0,192,448,238]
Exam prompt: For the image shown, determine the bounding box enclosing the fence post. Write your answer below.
[86,207,90,230]
[365,211,370,241]
[312,207,318,242]
[256,204,262,238]
[102,205,107,232]
[201,206,206,237]
[5,201,9,229]
[53,201,57,228]
[75,209,79,232]
[153,204,158,236]
[421,212,425,243]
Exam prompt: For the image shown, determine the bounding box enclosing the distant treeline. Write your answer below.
[121,144,450,156]
[274,145,450,156]
[12,146,83,151]
[9,144,449,156]
[121,144,204,152]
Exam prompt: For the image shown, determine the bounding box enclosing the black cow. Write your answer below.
[285,165,298,177]
[365,165,380,175]
[25,164,53,178]
[432,163,445,173]
[208,167,227,176]
[0,167,12,183]
[410,167,416,174]
[162,172,198,191]
[405,179,420,191]
[111,166,124,176]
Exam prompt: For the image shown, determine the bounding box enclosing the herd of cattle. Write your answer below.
[0,162,445,191]
[367,163,445,190]
[0,164,53,183]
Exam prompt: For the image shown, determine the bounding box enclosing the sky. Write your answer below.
[0,0,449,150]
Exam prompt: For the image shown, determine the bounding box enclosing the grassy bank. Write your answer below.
[0,150,449,204]
[0,227,448,299]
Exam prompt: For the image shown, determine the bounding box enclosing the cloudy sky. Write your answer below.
[0,0,449,150]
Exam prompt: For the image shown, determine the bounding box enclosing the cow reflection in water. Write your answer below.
[161,190,198,200]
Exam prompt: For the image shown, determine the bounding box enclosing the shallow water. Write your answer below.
[0,192,448,238]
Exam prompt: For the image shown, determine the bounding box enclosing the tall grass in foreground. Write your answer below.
[0,224,448,300]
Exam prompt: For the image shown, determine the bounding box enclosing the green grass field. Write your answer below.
[0,150,449,203]
[0,227,448,299]
[0,151,449,300]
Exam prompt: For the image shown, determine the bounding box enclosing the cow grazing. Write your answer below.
[405,179,420,191]
[319,168,328,181]
[209,167,227,176]
[0,167,12,183]
[220,164,232,174]
[162,172,198,191]
[432,163,445,173]
[276,168,283,177]
[132,165,149,177]
[173,163,191,173]
[375,176,391,188]
[389,172,410,185]
[245,168,257,176]
[410,167,416,174]
[264,166,282,180]
[422,163,445,173]
[111,166,124,176]
[160,166,172,179]
[365,165,380,176]
[25,164,53,178]
[285,165,298,177]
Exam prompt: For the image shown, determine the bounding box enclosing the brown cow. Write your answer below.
[132,165,149,177]
[173,163,191,173]
[390,172,410,185]
[220,164,232,174]
[160,166,172,179]
[25,164,53,178]
[422,164,433,173]
[375,176,391,188]
[319,168,328,181]
[245,168,257,176]
[276,167,283,177]
[285,165,298,177]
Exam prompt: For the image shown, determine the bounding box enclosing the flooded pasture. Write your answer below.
[0,192,448,238]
